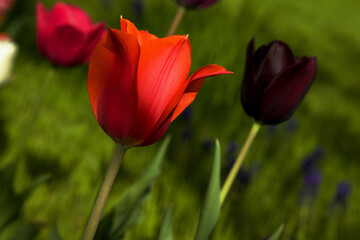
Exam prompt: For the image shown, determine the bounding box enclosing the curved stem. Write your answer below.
[220,122,261,206]
[166,6,186,36]
[82,144,128,240]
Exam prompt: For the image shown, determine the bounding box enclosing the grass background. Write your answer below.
[1,0,360,239]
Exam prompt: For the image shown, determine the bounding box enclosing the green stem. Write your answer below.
[166,6,186,36]
[82,144,128,240]
[220,122,261,206]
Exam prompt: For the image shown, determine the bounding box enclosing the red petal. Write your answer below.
[88,28,140,144]
[140,116,172,146]
[171,64,232,121]
[50,2,92,29]
[77,22,105,63]
[130,35,191,141]
[36,2,105,65]
[44,24,86,65]
[120,18,158,46]
[259,57,317,123]
[36,2,50,54]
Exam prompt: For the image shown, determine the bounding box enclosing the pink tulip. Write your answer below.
[0,0,15,23]
[0,0,14,13]
[36,2,105,66]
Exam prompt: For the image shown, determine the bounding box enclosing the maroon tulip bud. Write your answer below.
[175,0,219,9]
[241,38,317,124]
[36,2,105,66]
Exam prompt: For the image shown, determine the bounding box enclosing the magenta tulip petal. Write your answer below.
[36,2,105,66]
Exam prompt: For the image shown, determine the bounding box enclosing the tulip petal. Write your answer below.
[36,2,50,54]
[76,22,105,63]
[50,2,92,29]
[44,24,86,65]
[171,64,232,121]
[141,116,172,146]
[259,57,317,124]
[88,28,140,144]
[198,0,219,8]
[241,38,257,119]
[36,2,105,66]
[120,18,157,46]
[131,35,191,140]
[255,41,295,86]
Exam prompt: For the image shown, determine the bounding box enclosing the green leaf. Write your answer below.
[0,221,37,240]
[95,136,171,240]
[268,223,284,240]
[194,139,221,240]
[0,163,19,232]
[158,205,174,240]
[0,162,50,232]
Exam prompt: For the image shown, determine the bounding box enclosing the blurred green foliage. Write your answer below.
[0,0,359,239]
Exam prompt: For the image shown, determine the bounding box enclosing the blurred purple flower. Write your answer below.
[299,170,322,204]
[202,138,213,152]
[333,181,351,207]
[267,124,277,135]
[180,106,193,122]
[182,126,193,140]
[286,118,298,132]
[225,141,238,169]
[300,147,325,174]
[175,0,219,9]
[226,158,261,187]
[132,0,144,19]
[238,162,261,186]
[226,141,238,157]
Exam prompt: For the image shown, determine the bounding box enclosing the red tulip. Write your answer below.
[36,2,105,66]
[0,0,14,23]
[0,0,14,14]
[88,18,231,147]
[241,38,317,124]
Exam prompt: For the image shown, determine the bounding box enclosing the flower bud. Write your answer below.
[36,2,105,66]
[88,18,232,147]
[241,38,317,124]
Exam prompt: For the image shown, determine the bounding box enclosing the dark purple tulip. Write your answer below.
[241,38,317,124]
[175,0,219,9]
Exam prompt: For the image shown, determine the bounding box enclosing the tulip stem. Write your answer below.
[167,6,186,36]
[220,122,260,206]
[82,144,128,240]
